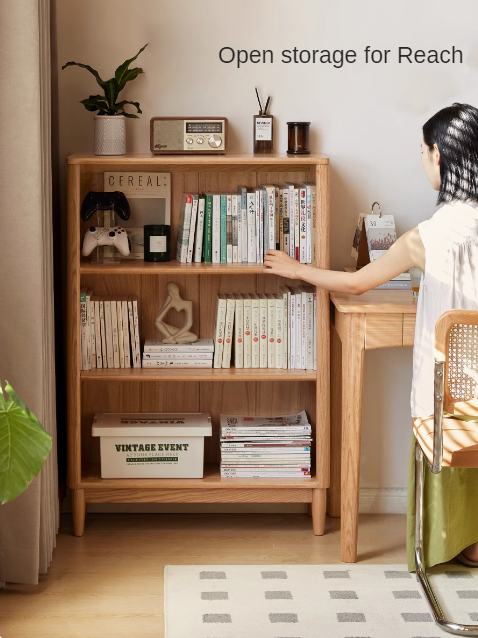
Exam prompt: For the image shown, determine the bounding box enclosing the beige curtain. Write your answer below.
[0,0,59,584]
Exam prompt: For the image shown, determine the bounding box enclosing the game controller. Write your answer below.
[80,191,131,221]
[82,227,131,256]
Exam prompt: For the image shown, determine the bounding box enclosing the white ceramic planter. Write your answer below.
[94,115,126,155]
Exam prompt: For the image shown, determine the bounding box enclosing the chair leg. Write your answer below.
[415,443,478,636]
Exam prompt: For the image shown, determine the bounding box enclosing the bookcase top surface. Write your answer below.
[67,152,329,166]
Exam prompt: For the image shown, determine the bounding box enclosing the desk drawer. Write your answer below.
[365,314,403,349]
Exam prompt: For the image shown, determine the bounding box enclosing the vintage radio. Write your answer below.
[150,117,228,154]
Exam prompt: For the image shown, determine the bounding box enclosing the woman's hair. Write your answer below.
[423,103,478,204]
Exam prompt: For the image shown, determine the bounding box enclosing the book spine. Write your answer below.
[226,194,233,264]
[111,298,120,369]
[255,188,261,264]
[94,300,102,368]
[295,292,302,369]
[301,291,307,369]
[267,188,275,254]
[279,188,284,252]
[311,184,317,264]
[299,187,307,263]
[247,192,256,263]
[144,342,214,353]
[243,294,252,368]
[290,292,296,369]
[116,300,125,368]
[80,291,88,371]
[288,185,295,259]
[231,194,238,263]
[241,190,248,263]
[143,352,213,360]
[127,299,137,368]
[267,295,276,368]
[221,296,235,368]
[132,296,141,368]
[251,295,260,369]
[282,187,290,256]
[234,295,244,368]
[274,186,280,249]
[104,299,114,369]
[259,188,264,263]
[220,194,227,263]
[313,291,317,371]
[194,197,205,263]
[212,194,221,264]
[259,295,268,369]
[122,300,131,368]
[176,194,192,263]
[236,194,242,264]
[305,290,314,370]
[275,294,284,369]
[213,296,227,368]
[294,188,300,260]
[203,194,213,263]
[142,359,212,368]
[187,195,199,263]
[85,290,92,370]
[89,295,96,369]
[306,185,312,263]
[279,287,288,370]
[99,300,108,368]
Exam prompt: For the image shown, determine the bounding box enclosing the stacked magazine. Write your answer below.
[220,411,312,478]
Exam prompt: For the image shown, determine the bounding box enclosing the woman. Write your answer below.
[264,102,478,569]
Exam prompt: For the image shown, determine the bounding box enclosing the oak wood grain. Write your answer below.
[331,290,418,314]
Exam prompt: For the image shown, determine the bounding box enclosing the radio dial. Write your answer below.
[208,134,222,148]
[186,137,193,145]
[196,138,204,144]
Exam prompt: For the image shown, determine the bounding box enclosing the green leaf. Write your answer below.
[102,78,120,110]
[117,67,144,92]
[114,44,147,90]
[0,382,52,504]
[116,100,142,114]
[120,112,140,119]
[61,61,106,90]
[80,95,109,113]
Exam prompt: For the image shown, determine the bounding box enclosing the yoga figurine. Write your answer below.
[155,281,198,344]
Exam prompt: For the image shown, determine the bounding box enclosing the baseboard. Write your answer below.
[62,487,408,515]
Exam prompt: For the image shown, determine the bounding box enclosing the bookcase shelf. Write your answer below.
[67,153,330,537]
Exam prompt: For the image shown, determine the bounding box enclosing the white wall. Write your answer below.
[55,0,478,491]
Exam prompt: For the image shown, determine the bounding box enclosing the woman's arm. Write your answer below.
[264,226,425,295]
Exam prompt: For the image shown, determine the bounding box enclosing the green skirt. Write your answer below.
[407,435,478,571]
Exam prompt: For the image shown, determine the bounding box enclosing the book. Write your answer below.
[262,185,275,254]
[222,294,236,368]
[281,185,290,256]
[233,293,244,368]
[142,359,212,368]
[213,294,227,368]
[143,351,213,360]
[313,291,317,371]
[202,193,213,263]
[300,286,314,370]
[144,338,214,353]
[299,186,307,263]
[254,187,261,263]
[176,193,193,263]
[220,194,227,263]
[85,289,92,370]
[289,287,296,369]
[251,293,260,369]
[246,191,256,263]
[88,291,96,369]
[243,293,252,368]
[116,299,125,368]
[127,298,136,368]
[186,194,199,263]
[259,294,268,369]
[212,193,221,264]
[302,182,314,263]
[267,293,276,368]
[131,295,141,368]
[121,299,131,368]
[294,187,300,261]
[259,187,264,263]
[226,194,233,264]
[231,193,238,263]
[80,288,89,371]
[99,299,108,369]
[194,196,205,263]
[291,286,302,369]
[104,298,114,369]
[275,293,284,369]
[93,297,102,368]
[299,287,307,369]
[283,183,295,259]
[237,186,248,263]
[278,187,284,252]
[310,183,317,264]
[111,296,120,369]
[278,286,289,370]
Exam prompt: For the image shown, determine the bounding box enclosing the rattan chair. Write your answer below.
[414,310,478,636]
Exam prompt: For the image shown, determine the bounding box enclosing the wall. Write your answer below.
[54,0,478,495]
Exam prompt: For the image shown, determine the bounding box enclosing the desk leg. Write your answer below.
[328,323,342,517]
[340,313,365,563]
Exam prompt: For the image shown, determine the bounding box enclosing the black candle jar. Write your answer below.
[144,224,171,262]
[287,122,311,154]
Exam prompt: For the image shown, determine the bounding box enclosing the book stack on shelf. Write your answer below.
[80,289,141,370]
[176,183,317,265]
[213,287,316,370]
[220,411,312,478]
[142,339,214,368]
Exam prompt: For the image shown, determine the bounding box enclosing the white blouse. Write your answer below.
[411,200,478,418]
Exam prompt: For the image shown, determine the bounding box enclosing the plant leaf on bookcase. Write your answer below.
[0,381,52,504]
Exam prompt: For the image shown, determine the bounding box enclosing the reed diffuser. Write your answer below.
[253,88,273,154]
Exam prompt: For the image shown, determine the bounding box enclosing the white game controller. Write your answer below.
[82,226,131,257]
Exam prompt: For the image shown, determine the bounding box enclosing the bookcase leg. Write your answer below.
[307,504,313,517]
[311,488,326,536]
[72,489,86,537]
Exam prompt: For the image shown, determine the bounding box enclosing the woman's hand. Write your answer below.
[264,250,300,279]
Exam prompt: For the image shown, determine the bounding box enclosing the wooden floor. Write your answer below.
[0,512,407,638]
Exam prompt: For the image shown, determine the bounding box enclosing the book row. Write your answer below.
[220,411,312,478]
[80,289,141,370]
[213,286,316,370]
[142,339,214,369]
[176,182,317,265]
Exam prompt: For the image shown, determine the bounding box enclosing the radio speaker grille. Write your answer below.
[152,120,183,151]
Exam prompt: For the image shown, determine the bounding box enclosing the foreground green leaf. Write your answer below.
[114,44,148,90]
[0,381,52,504]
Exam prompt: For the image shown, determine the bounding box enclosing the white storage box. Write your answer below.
[92,412,212,478]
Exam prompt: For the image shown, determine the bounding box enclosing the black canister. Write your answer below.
[287,122,311,154]
[144,224,171,262]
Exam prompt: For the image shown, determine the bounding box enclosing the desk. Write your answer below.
[329,290,417,563]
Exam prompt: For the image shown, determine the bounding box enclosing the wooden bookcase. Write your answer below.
[66,153,330,536]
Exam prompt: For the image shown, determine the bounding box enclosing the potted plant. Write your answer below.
[0,381,52,504]
[62,44,148,155]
